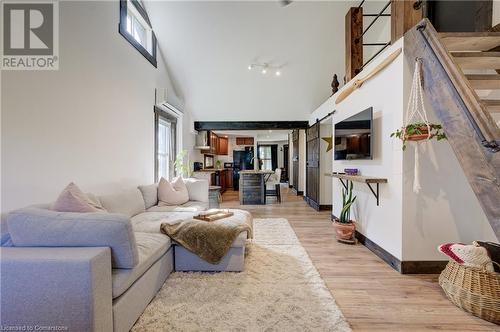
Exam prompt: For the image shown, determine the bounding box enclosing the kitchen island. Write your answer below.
[239,170,274,205]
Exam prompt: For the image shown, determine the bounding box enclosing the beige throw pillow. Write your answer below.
[158,177,189,206]
[52,182,106,213]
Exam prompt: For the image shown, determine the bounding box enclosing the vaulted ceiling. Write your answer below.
[147,1,358,121]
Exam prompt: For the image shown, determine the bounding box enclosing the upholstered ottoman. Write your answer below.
[174,209,253,272]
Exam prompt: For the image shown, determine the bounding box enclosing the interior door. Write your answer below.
[306,122,320,210]
[292,130,300,193]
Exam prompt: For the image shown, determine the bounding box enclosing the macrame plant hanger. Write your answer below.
[404,58,431,193]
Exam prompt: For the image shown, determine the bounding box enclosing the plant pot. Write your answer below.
[333,220,356,241]
[403,126,430,141]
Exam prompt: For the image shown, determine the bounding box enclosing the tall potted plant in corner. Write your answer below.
[334,181,356,242]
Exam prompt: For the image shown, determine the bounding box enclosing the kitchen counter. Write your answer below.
[239,171,274,205]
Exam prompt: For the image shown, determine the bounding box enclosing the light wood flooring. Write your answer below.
[221,187,498,332]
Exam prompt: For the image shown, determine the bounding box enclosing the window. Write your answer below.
[258,145,278,171]
[155,105,182,182]
[258,146,273,170]
[157,119,172,180]
[119,0,157,67]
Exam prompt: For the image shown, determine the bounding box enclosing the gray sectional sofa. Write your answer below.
[0,178,252,332]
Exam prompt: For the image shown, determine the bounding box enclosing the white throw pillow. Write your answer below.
[52,182,106,213]
[158,177,189,206]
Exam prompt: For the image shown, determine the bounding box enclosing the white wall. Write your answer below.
[1,1,184,213]
[494,0,500,26]
[310,38,496,261]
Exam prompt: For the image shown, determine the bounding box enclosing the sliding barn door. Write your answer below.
[292,130,300,193]
[306,122,320,210]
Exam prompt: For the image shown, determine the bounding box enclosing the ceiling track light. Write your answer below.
[247,62,283,77]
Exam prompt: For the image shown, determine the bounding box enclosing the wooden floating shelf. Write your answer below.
[327,173,388,206]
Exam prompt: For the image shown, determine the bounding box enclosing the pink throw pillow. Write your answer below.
[158,177,189,206]
[52,182,105,213]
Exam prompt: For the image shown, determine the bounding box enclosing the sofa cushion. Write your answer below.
[130,211,197,234]
[146,201,209,213]
[184,178,209,202]
[137,184,158,209]
[52,182,106,213]
[112,232,171,298]
[6,207,139,268]
[158,177,189,206]
[99,189,145,218]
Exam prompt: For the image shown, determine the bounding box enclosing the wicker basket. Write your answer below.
[439,261,500,324]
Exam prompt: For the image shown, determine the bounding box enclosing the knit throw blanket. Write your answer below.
[160,218,252,264]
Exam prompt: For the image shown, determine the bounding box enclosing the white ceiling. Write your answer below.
[147,0,357,122]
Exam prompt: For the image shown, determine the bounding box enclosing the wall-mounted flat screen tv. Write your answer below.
[334,107,373,160]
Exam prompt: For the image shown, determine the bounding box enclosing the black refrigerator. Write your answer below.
[233,147,254,190]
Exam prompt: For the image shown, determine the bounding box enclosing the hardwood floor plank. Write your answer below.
[221,187,497,331]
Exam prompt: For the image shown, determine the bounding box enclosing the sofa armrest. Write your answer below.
[0,247,113,331]
[185,178,209,203]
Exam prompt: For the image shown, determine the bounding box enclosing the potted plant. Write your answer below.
[173,150,191,178]
[215,160,222,170]
[334,181,357,242]
[390,122,447,150]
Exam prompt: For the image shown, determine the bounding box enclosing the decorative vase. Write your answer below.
[403,126,430,141]
[333,220,356,241]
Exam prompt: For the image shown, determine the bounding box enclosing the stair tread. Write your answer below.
[452,52,500,70]
[466,74,500,89]
[482,99,500,113]
[452,51,500,57]
[440,32,500,51]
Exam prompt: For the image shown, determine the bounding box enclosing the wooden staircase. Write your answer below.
[405,20,500,240]
[440,32,500,118]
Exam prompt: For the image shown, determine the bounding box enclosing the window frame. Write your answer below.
[119,0,157,67]
[154,104,183,182]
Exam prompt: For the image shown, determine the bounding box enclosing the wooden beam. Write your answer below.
[345,7,363,82]
[194,121,309,131]
[391,0,423,43]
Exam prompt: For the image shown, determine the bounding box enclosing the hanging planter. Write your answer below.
[390,58,447,193]
[391,122,447,150]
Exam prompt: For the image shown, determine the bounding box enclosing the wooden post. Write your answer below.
[345,7,363,83]
[391,0,423,43]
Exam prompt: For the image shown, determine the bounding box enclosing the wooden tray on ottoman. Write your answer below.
[193,209,234,222]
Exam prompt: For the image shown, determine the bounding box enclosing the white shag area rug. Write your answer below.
[132,218,351,332]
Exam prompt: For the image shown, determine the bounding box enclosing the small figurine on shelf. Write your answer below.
[331,74,340,95]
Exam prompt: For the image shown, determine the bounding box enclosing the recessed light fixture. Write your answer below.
[261,67,267,74]
[275,70,281,76]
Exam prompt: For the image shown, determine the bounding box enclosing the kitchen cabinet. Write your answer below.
[236,137,254,146]
[225,169,233,188]
[201,131,218,155]
[217,136,228,155]
[202,132,228,156]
